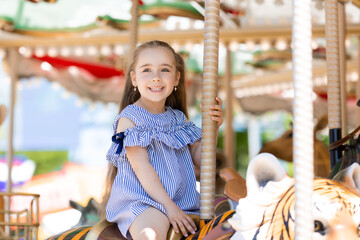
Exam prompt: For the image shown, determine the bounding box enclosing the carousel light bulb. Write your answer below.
[74,46,84,56]
[229,41,238,51]
[275,39,287,50]
[18,47,32,58]
[75,98,84,107]
[274,0,284,5]
[87,45,98,56]
[61,91,70,99]
[114,45,124,56]
[100,45,112,56]
[51,82,61,91]
[47,47,59,57]
[281,89,294,98]
[345,38,351,48]
[35,47,46,57]
[245,40,255,51]
[60,47,71,57]
[312,40,318,49]
[350,72,358,82]
[0,48,5,58]
[286,62,292,69]
[260,40,271,51]
[185,42,193,52]
[193,20,204,30]
[314,77,322,86]
[40,62,53,71]
[68,66,79,76]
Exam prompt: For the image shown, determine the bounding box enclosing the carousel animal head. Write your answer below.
[69,198,101,227]
[259,115,330,178]
[228,153,360,240]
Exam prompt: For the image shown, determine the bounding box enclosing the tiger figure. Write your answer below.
[228,153,360,240]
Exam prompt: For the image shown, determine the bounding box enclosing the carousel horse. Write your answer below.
[69,198,101,228]
[259,115,330,178]
[48,152,360,240]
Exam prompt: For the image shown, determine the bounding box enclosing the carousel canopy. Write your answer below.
[0,0,360,104]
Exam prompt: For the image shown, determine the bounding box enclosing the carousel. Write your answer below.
[1,0,360,239]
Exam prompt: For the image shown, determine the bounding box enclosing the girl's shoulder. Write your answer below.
[111,105,141,132]
[116,117,135,133]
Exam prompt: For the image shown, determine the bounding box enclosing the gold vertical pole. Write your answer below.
[338,1,347,136]
[224,44,235,169]
[129,0,139,58]
[325,0,342,168]
[200,0,220,220]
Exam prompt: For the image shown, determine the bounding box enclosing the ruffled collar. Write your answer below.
[130,104,171,117]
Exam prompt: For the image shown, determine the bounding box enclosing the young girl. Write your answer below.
[104,40,223,240]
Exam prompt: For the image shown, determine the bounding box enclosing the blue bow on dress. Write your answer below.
[112,132,125,154]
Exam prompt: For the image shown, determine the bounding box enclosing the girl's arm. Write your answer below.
[126,146,197,237]
[190,97,223,168]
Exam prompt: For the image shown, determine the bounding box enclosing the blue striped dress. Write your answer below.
[105,104,201,239]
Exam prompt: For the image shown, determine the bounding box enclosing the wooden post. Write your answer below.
[338,1,347,137]
[200,0,220,221]
[224,45,235,169]
[129,0,139,58]
[325,0,342,169]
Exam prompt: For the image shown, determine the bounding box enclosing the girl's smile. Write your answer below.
[148,86,165,92]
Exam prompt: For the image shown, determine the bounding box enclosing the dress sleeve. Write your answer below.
[106,121,202,167]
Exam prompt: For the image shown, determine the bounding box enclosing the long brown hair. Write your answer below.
[101,40,188,218]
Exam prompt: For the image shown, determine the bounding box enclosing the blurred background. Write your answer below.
[1,0,360,238]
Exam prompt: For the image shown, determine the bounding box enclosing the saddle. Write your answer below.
[85,215,200,240]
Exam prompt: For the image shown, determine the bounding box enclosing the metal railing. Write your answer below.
[0,192,40,240]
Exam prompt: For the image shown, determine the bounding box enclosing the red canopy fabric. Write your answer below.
[33,55,124,79]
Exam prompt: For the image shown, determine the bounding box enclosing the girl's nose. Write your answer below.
[151,72,161,81]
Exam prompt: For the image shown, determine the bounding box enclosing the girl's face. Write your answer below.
[131,47,180,107]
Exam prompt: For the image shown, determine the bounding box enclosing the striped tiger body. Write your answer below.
[47,211,235,240]
[46,226,92,240]
[229,153,360,240]
[185,210,235,240]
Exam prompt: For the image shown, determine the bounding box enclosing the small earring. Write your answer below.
[134,86,137,92]
[174,86,177,91]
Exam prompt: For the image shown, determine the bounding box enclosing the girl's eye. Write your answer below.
[142,68,151,72]
[161,68,170,72]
